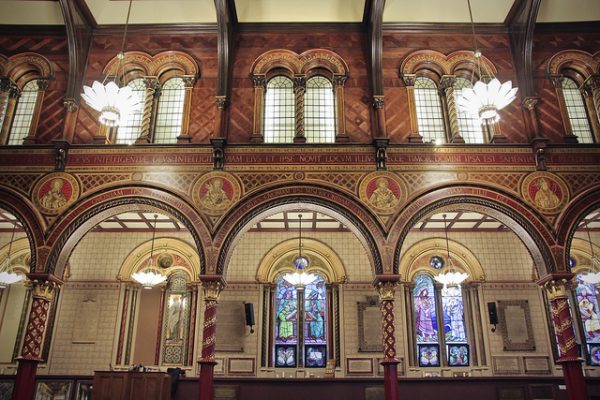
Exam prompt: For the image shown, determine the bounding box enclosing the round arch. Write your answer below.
[398,238,486,283]
[255,238,347,284]
[213,184,385,278]
[0,237,31,275]
[44,186,210,279]
[570,238,600,274]
[390,186,556,276]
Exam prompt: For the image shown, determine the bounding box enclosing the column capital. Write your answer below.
[182,75,197,88]
[550,74,565,89]
[200,276,226,301]
[439,75,456,90]
[63,98,79,112]
[26,273,63,301]
[372,95,385,109]
[215,96,228,110]
[522,96,540,110]
[293,75,306,88]
[333,74,348,87]
[401,73,416,87]
[537,272,574,300]
[251,74,266,88]
[373,275,400,301]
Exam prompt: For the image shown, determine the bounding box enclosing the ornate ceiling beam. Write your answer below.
[507,0,541,98]
[365,0,385,98]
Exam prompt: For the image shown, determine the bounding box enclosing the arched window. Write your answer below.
[414,77,445,144]
[453,77,484,144]
[561,77,594,144]
[264,76,295,144]
[7,80,40,145]
[115,78,147,145]
[304,76,335,143]
[161,272,193,365]
[274,274,327,368]
[413,274,469,367]
[154,77,186,144]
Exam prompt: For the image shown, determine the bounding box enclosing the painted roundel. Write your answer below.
[192,172,241,216]
[359,172,406,215]
[33,173,80,215]
[521,172,569,214]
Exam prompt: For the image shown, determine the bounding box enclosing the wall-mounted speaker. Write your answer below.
[244,303,255,333]
[487,302,498,332]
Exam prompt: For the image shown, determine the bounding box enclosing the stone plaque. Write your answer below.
[346,358,373,375]
[358,296,382,352]
[228,358,255,375]
[215,301,245,352]
[498,300,535,351]
[523,356,551,374]
[72,294,99,344]
[214,385,238,400]
[493,356,522,375]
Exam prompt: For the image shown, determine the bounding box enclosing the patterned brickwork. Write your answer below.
[227,87,254,143]
[189,86,216,143]
[0,174,40,195]
[344,87,372,142]
[78,173,132,194]
[385,87,410,143]
[73,104,101,143]
[237,172,295,193]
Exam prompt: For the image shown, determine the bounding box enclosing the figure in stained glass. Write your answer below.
[414,275,438,342]
[275,276,297,343]
[576,276,600,343]
[442,286,467,343]
[304,277,326,342]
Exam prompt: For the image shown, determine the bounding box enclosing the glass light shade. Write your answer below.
[434,270,469,290]
[294,255,309,270]
[580,271,600,285]
[132,269,166,289]
[81,81,141,127]
[457,78,518,122]
[0,271,24,288]
[282,270,318,288]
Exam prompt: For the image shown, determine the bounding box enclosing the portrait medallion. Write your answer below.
[359,172,406,215]
[192,172,241,216]
[33,173,80,215]
[521,172,568,214]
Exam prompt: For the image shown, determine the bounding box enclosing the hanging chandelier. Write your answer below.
[81,0,140,127]
[0,220,24,289]
[434,214,468,291]
[132,215,167,289]
[578,219,600,285]
[283,214,317,288]
[456,0,518,123]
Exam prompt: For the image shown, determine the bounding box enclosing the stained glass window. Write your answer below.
[264,76,295,144]
[413,273,469,366]
[305,76,335,143]
[562,78,594,144]
[8,80,39,145]
[576,275,600,345]
[414,77,446,143]
[453,77,485,144]
[116,78,147,145]
[274,274,327,368]
[154,77,185,144]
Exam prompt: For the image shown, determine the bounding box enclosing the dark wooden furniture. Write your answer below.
[92,371,171,400]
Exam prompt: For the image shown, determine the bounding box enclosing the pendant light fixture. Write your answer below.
[283,214,317,288]
[456,0,518,123]
[434,214,468,291]
[132,215,167,289]
[81,0,141,127]
[578,219,600,285]
[0,220,25,289]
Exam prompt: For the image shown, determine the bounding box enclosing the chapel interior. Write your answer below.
[0,1,599,400]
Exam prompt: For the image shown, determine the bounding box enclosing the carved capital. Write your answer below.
[182,75,196,88]
[293,76,306,88]
[144,76,160,91]
[439,75,456,90]
[63,98,79,113]
[401,73,416,87]
[376,281,397,302]
[28,280,60,301]
[333,75,348,87]
[583,75,600,94]
[251,75,266,88]
[373,96,385,109]
[550,75,565,89]
[201,279,225,301]
[522,96,539,110]
[0,77,11,92]
[544,279,570,301]
[36,79,50,91]
[215,96,228,110]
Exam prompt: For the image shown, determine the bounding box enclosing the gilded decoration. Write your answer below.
[359,172,406,215]
[32,173,80,215]
[192,172,240,216]
[521,172,569,215]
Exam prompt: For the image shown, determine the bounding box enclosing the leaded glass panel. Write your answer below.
[275,275,298,345]
[305,76,335,143]
[414,77,445,143]
[453,77,485,144]
[304,275,326,345]
[116,78,147,145]
[413,274,438,344]
[154,77,185,144]
[562,78,594,144]
[576,275,600,344]
[441,286,467,343]
[8,80,39,145]
[264,76,295,143]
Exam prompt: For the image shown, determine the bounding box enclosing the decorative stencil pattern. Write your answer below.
[560,173,600,196]
[468,173,524,194]
[78,173,131,193]
[238,172,295,193]
[0,174,40,195]
[143,172,197,195]
[305,172,363,193]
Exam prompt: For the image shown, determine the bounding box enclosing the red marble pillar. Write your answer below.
[375,276,400,400]
[13,275,61,400]
[198,278,225,400]
[538,273,588,400]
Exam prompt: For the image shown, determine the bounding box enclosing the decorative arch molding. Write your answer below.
[400,49,497,82]
[1,52,54,87]
[0,237,31,275]
[398,238,486,283]
[103,50,200,83]
[0,188,45,271]
[213,184,385,277]
[255,238,347,284]
[547,50,599,80]
[570,238,600,274]
[390,185,556,276]
[117,237,200,283]
[250,48,349,77]
[44,186,210,279]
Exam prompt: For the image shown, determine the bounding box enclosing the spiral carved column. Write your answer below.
[136,77,158,144]
[539,273,588,400]
[13,274,62,400]
[293,76,306,143]
[375,276,400,400]
[198,278,225,400]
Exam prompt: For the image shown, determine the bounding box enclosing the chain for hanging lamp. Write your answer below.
[283,213,317,288]
[132,215,167,289]
[0,220,25,289]
[434,214,468,291]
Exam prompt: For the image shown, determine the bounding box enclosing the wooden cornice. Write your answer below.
[508,0,541,98]
[381,22,509,33]
[236,22,363,33]
[93,23,218,35]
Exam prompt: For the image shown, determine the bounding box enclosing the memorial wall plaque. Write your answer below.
[358,296,382,352]
[215,301,245,352]
[498,300,535,351]
[72,294,99,344]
